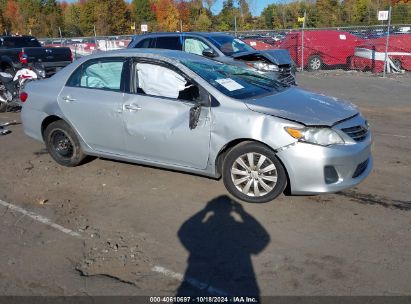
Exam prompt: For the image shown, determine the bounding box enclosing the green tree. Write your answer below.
[216,0,240,31]
[131,0,155,27]
[193,10,212,31]
[315,0,340,27]
[64,3,82,36]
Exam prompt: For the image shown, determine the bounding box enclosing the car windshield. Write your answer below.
[183,60,288,100]
[207,35,254,56]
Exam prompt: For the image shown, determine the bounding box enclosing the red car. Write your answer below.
[242,38,274,50]
[278,30,363,71]
[352,34,411,73]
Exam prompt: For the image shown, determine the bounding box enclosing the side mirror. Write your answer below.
[189,104,202,130]
[202,49,217,58]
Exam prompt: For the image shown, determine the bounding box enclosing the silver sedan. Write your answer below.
[21,49,372,203]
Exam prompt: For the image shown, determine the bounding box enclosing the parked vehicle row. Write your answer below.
[0,36,73,77]
[242,30,411,73]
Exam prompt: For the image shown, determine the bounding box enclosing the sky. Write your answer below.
[211,0,272,17]
[62,0,273,17]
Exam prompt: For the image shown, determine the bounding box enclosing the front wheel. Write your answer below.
[222,142,287,203]
[43,120,86,167]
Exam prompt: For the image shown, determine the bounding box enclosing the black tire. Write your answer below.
[307,55,323,71]
[43,120,86,167]
[222,142,287,203]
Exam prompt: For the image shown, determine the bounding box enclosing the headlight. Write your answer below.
[285,127,345,146]
[253,62,279,72]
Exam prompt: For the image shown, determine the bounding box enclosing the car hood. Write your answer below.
[244,87,359,126]
[232,49,292,65]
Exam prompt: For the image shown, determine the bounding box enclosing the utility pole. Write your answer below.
[383,6,392,78]
[93,24,97,46]
[301,11,306,72]
[234,15,237,37]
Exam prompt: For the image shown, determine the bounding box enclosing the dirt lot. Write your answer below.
[0,71,410,297]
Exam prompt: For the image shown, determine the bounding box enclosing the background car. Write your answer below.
[128,32,296,85]
[278,30,364,71]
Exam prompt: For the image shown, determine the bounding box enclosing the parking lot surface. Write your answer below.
[0,71,410,296]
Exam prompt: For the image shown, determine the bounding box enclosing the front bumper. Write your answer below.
[276,135,373,195]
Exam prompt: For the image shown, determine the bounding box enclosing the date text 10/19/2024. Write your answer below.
[149,297,259,303]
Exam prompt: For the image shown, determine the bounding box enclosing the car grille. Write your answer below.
[352,159,369,178]
[342,125,368,142]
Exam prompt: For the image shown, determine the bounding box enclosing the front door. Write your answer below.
[121,61,211,169]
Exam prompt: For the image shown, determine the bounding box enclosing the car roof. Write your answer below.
[132,32,233,39]
[80,48,215,64]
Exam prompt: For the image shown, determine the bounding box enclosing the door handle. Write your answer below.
[124,104,142,111]
[62,95,76,102]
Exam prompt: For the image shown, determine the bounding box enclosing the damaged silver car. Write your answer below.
[21,49,372,203]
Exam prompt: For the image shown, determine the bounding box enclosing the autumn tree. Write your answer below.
[155,0,179,31]
[176,0,191,31]
[3,0,25,34]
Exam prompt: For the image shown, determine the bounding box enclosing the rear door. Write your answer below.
[58,57,128,154]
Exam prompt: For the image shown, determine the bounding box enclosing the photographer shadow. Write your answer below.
[176,195,270,297]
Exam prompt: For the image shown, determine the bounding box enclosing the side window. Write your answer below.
[135,62,199,102]
[155,36,182,51]
[67,58,125,91]
[183,38,210,56]
[135,38,153,48]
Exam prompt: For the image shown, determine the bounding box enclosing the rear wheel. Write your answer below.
[308,55,323,71]
[222,142,287,203]
[44,120,86,167]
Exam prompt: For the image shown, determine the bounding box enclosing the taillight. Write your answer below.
[20,92,28,102]
[19,51,28,65]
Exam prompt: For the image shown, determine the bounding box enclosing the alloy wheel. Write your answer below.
[230,152,278,197]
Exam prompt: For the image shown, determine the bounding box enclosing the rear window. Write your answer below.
[67,58,126,92]
[155,36,182,50]
[0,37,41,48]
[135,38,153,48]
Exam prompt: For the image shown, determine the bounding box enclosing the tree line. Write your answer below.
[0,0,410,38]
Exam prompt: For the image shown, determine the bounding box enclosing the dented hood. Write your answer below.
[232,49,293,65]
[244,87,359,126]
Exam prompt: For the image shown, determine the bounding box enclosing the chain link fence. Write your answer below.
[236,24,411,76]
[39,24,411,76]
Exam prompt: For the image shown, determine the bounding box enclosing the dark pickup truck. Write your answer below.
[0,36,72,77]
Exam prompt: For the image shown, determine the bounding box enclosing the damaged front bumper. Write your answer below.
[276,136,373,195]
